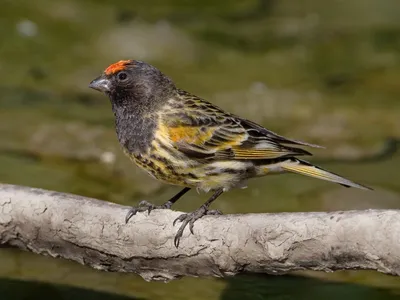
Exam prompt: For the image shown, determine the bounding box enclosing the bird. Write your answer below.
[89,59,372,247]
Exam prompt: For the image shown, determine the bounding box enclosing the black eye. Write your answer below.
[117,71,128,81]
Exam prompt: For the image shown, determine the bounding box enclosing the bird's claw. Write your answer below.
[125,208,139,224]
[206,209,223,216]
[173,208,222,248]
[138,200,156,215]
[125,200,172,223]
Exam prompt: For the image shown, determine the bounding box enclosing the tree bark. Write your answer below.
[0,183,399,282]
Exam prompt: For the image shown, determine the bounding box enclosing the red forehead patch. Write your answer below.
[104,60,132,75]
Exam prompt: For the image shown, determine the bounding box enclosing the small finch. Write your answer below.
[89,60,372,247]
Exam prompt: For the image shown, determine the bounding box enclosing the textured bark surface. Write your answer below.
[0,183,399,282]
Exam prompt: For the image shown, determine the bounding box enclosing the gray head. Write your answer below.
[89,60,176,111]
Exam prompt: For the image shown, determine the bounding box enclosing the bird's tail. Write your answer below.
[280,158,372,190]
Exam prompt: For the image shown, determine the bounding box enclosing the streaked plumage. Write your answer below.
[89,59,372,247]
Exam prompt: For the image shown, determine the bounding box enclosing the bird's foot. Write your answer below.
[125,200,173,223]
[172,206,222,247]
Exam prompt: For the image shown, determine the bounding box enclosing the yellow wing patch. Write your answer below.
[104,60,132,75]
[167,126,214,144]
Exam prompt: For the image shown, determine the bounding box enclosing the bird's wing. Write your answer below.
[160,91,319,161]
[237,117,324,149]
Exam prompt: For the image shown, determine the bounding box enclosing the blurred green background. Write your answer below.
[1,0,400,299]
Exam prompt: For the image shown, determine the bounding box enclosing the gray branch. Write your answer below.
[0,183,399,282]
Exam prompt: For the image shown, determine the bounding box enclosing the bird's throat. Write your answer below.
[112,104,157,154]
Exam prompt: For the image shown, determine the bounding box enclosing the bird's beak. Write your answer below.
[89,76,111,93]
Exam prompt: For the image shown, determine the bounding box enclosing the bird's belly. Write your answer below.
[129,151,253,192]
[182,160,254,192]
[129,153,188,186]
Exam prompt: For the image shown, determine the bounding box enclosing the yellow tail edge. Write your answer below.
[281,159,372,191]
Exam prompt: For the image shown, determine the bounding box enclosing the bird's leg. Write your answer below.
[173,188,224,247]
[125,187,191,223]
